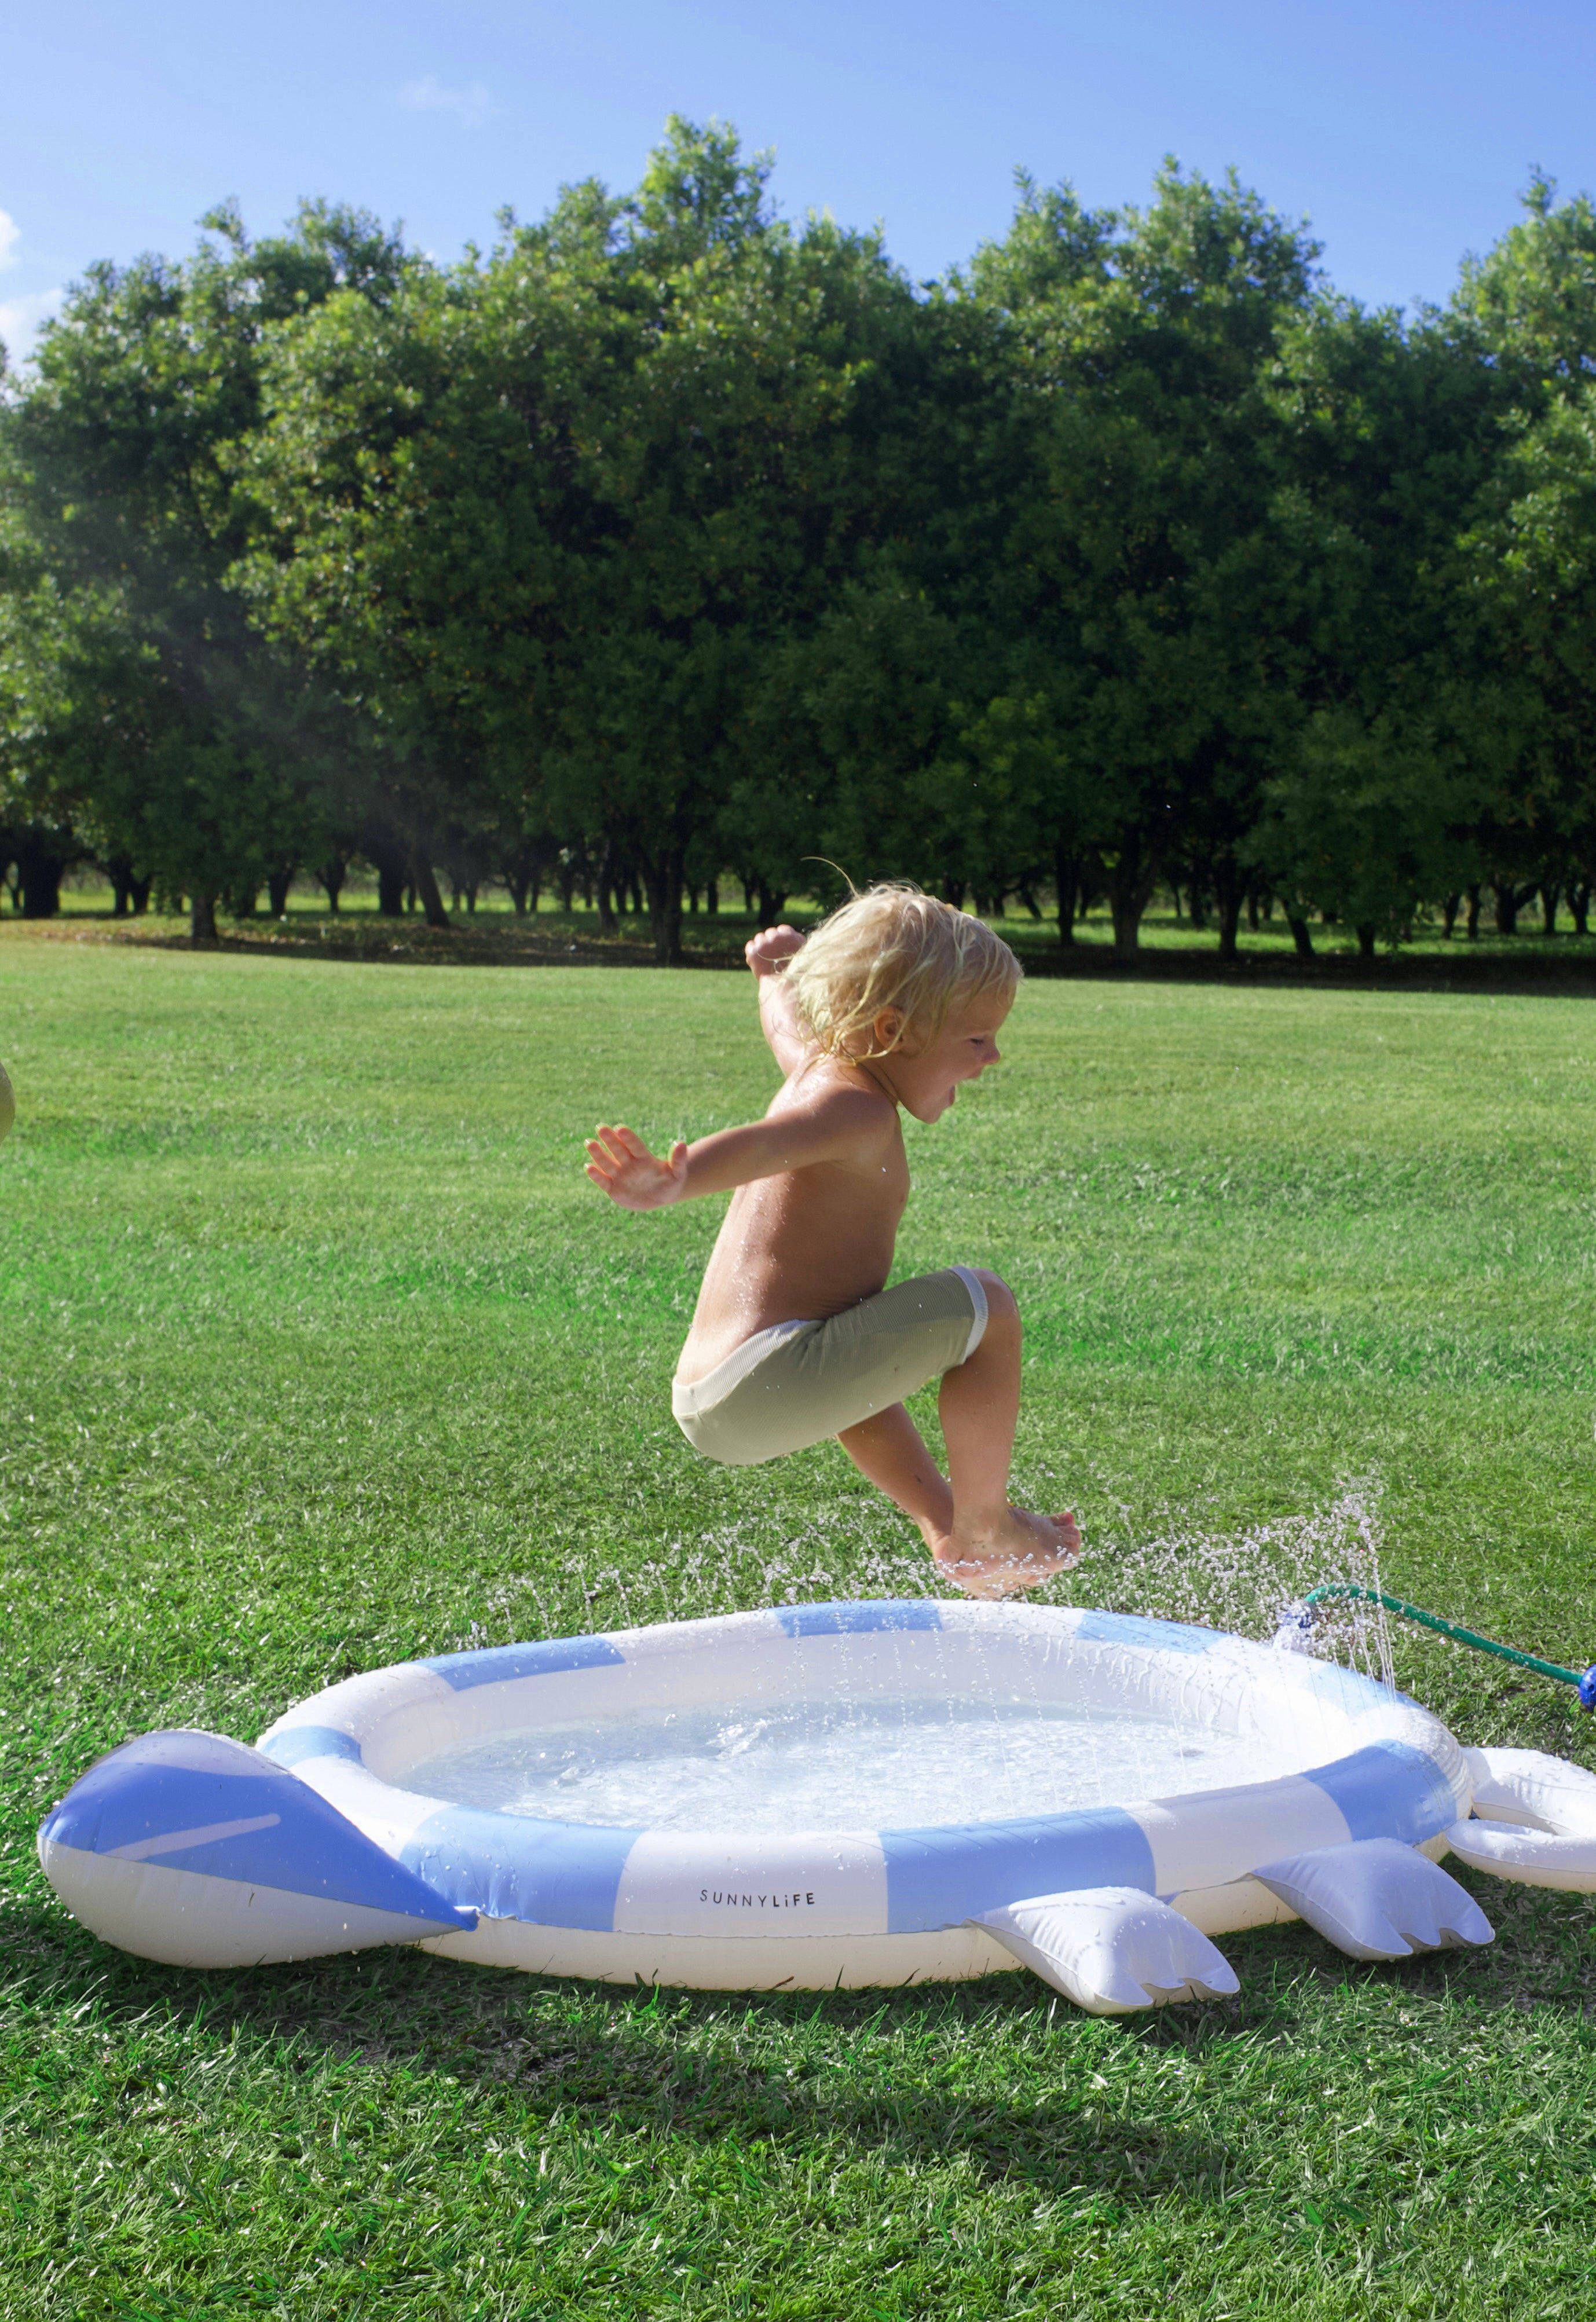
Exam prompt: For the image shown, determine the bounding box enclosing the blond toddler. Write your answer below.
[584,885,1080,1596]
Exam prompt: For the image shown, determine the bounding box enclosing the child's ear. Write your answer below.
[872,1006,906,1053]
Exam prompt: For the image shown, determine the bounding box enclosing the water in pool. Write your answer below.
[401,1694,1283,1832]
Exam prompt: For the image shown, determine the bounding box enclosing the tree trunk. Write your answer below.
[1569,879,1591,936]
[594,838,616,933]
[1492,880,1521,936]
[646,848,686,964]
[1107,849,1158,961]
[190,891,219,946]
[1187,885,1207,931]
[706,878,719,915]
[1540,882,1559,935]
[1286,913,1315,961]
[755,882,786,930]
[502,836,551,920]
[266,865,294,917]
[1054,844,1077,948]
[1356,922,1377,961]
[1246,885,1261,933]
[319,854,347,913]
[1441,892,1459,939]
[107,859,134,917]
[1465,885,1481,940]
[1213,857,1244,962]
[412,852,450,929]
[364,825,409,917]
[16,832,67,919]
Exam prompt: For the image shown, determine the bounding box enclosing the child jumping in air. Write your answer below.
[584,884,1080,1597]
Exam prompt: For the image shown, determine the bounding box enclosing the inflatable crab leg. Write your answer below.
[971,1834,1495,2009]
[969,1887,1240,2015]
[1250,1836,1493,1960]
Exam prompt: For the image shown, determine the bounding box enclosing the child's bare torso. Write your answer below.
[677,1061,908,1384]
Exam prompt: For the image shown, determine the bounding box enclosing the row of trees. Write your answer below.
[5,121,1596,960]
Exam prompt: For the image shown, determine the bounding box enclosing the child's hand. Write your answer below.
[584,1123,689,1210]
[745,925,805,977]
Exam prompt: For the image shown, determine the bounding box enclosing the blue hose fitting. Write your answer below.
[1579,1665,1596,1712]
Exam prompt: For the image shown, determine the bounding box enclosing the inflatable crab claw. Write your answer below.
[1252,1836,1493,1962]
[971,1887,1241,2015]
[38,1729,477,1968]
[1443,1746,1596,1893]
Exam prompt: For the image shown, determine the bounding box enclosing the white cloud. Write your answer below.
[398,74,493,128]
[0,210,20,270]
[0,286,65,367]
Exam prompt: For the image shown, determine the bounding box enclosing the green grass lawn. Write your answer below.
[2,933,1594,2319]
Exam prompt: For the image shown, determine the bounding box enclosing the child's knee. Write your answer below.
[970,1269,1019,1327]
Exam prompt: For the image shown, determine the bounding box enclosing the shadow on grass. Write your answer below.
[3,1860,1591,2199]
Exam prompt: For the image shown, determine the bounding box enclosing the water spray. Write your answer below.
[1277,1583,1596,1709]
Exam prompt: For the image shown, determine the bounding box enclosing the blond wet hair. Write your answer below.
[783,882,1022,1061]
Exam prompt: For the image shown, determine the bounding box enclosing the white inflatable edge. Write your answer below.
[412,1871,1342,1988]
[419,1918,1024,1987]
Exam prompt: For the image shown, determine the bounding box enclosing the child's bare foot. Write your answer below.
[932,1508,1081,1599]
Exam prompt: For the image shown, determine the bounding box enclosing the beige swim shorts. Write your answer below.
[671,1266,989,1468]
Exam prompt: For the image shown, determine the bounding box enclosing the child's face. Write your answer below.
[878,991,1013,1123]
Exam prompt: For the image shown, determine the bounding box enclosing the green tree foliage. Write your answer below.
[6,133,1596,952]
[945,166,1323,957]
[1449,177,1596,932]
[3,200,404,936]
[239,120,918,959]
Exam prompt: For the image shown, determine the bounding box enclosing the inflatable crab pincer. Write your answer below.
[38,1604,1596,2015]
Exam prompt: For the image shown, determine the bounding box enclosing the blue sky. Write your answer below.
[3,0,1594,364]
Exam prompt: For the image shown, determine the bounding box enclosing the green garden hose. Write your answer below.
[1295,1584,1596,1709]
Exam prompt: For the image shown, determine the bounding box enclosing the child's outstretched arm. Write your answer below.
[585,1081,878,1214]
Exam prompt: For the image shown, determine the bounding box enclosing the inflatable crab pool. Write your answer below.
[38,1602,1596,2015]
